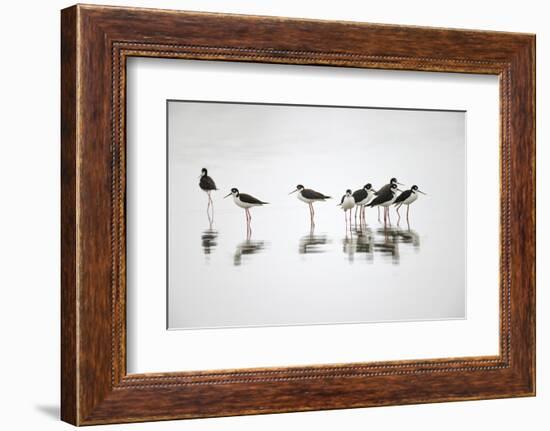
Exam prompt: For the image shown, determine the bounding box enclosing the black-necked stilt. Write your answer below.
[224,188,269,232]
[199,168,217,220]
[352,183,376,225]
[289,184,331,227]
[338,189,355,231]
[375,178,404,224]
[368,183,402,227]
[394,185,426,226]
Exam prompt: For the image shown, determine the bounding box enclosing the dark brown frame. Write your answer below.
[61,4,535,426]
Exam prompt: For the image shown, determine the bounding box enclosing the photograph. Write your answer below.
[167,100,466,330]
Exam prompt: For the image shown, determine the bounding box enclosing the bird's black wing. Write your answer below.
[394,189,412,205]
[239,193,268,205]
[200,175,217,191]
[302,188,330,200]
[375,183,391,196]
[352,189,367,203]
[368,189,391,207]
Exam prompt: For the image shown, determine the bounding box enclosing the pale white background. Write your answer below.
[0,0,546,430]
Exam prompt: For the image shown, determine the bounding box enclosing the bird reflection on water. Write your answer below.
[377,226,420,249]
[343,223,420,264]
[201,217,218,260]
[200,210,420,266]
[299,226,330,254]
[233,230,267,266]
[343,225,375,263]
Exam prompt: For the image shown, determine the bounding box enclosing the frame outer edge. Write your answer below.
[61,4,79,426]
[526,35,536,396]
[531,34,536,396]
[508,35,536,395]
[61,4,536,424]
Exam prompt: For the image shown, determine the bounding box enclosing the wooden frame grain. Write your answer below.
[61,4,535,425]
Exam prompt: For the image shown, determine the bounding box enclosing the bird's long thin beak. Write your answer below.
[397,182,405,186]
[371,189,377,193]
[289,189,298,194]
[418,190,427,195]
[396,188,403,193]
[223,193,231,198]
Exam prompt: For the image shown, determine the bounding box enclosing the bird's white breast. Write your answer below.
[403,192,418,205]
[297,192,314,204]
[341,196,355,210]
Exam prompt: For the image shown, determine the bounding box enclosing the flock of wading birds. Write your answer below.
[199,168,427,229]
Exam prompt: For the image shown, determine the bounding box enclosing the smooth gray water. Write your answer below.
[168,101,466,330]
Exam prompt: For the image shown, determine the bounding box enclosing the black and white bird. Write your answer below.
[394,185,426,225]
[352,183,376,225]
[199,168,217,219]
[224,188,269,230]
[375,177,404,224]
[368,183,402,226]
[338,189,356,231]
[289,184,331,227]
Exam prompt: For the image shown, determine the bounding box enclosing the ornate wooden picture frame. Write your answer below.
[61,4,535,425]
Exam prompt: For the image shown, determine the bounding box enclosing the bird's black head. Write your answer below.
[364,183,372,190]
[201,168,207,176]
[412,185,426,195]
[224,188,239,199]
[390,183,398,190]
[346,189,352,194]
[296,184,304,190]
[390,177,398,184]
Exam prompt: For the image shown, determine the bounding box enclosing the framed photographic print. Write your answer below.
[61,4,535,425]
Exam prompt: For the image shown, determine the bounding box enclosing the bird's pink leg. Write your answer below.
[209,191,215,222]
[407,204,410,225]
[245,209,251,235]
[396,204,401,226]
[387,207,392,226]
[377,206,381,223]
[344,209,348,230]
